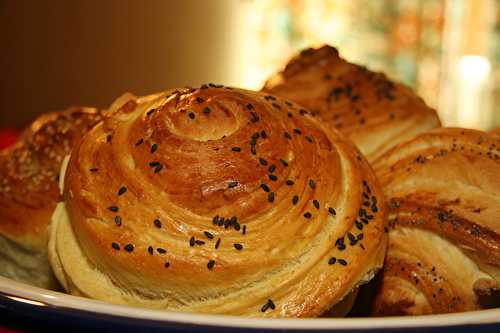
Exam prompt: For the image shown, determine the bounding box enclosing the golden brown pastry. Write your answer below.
[371,128,500,315]
[262,45,441,162]
[0,107,103,289]
[490,128,500,137]
[49,86,387,317]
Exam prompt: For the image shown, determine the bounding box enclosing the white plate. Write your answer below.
[0,276,499,332]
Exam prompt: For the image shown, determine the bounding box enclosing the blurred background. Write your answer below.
[0,0,499,140]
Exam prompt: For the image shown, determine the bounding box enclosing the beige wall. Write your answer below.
[0,0,246,127]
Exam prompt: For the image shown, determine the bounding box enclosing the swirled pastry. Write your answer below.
[262,45,441,162]
[0,107,103,289]
[371,128,500,315]
[49,86,387,317]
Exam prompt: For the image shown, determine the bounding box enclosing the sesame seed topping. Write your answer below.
[338,259,348,266]
[215,238,221,249]
[157,248,167,254]
[268,192,275,203]
[207,260,216,270]
[232,147,241,152]
[268,174,278,181]
[292,195,299,205]
[114,216,122,226]
[228,181,238,188]
[313,199,320,209]
[309,180,316,189]
[124,244,134,252]
[154,219,162,228]
[111,242,120,251]
[328,257,336,265]
[108,206,119,212]
[304,212,312,219]
[261,183,270,192]
[204,231,214,239]
[151,143,158,153]
[118,186,127,196]
[234,243,243,250]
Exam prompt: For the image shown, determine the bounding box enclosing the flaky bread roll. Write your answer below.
[49,86,387,317]
[371,128,500,315]
[0,107,103,289]
[262,45,441,162]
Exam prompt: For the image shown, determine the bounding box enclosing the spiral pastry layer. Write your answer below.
[262,45,441,162]
[49,86,387,317]
[372,128,500,315]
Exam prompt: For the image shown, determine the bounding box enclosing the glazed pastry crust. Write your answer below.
[0,107,103,288]
[262,45,441,162]
[372,128,500,315]
[50,86,387,317]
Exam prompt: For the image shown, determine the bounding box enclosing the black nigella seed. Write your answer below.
[232,147,241,152]
[148,246,154,255]
[124,244,134,252]
[196,96,204,103]
[272,103,280,109]
[284,132,292,140]
[146,109,156,116]
[313,200,320,209]
[154,219,162,228]
[250,112,259,123]
[228,181,238,188]
[304,212,312,219]
[251,145,257,155]
[261,183,270,192]
[260,130,267,138]
[372,204,379,213]
[114,216,122,226]
[328,207,337,215]
[106,134,113,143]
[207,260,216,270]
[188,112,195,119]
[189,236,195,247]
[268,192,275,203]
[203,107,211,114]
[154,165,163,174]
[259,158,268,166]
[108,206,119,212]
[157,248,167,254]
[268,164,276,173]
[252,132,260,140]
[293,128,302,135]
[89,168,98,172]
[149,161,161,167]
[118,186,127,196]
[261,299,275,312]
[328,257,336,265]
[357,233,364,241]
[269,174,278,181]
[164,262,170,268]
[305,135,313,143]
[246,103,254,110]
[280,159,288,167]
[355,221,364,230]
[347,232,356,243]
[111,242,120,251]
[234,221,241,231]
[215,238,221,249]
[135,138,144,146]
[286,180,294,186]
[218,217,225,226]
[195,240,205,245]
[309,179,316,189]
[264,95,276,101]
[292,195,299,205]
[204,231,214,239]
[250,136,257,145]
[151,143,158,153]
[338,259,348,266]
[288,112,293,118]
[234,243,243,250]
[243,225,247,235]
[299,108,308,115]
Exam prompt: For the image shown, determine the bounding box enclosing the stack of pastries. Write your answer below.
[0,45,498,317]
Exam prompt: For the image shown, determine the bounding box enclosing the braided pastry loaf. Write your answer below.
[49,86,387,316]
[262,45,441,162]
[0,107,103,289]
[372,128,500,315]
